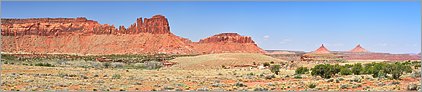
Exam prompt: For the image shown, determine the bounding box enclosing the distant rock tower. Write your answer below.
[312,44,331,54]
[350,44,368,53]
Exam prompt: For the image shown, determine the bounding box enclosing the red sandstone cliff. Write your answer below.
[198,33,255,43]
[1,15,171,36]
[1,15,264,55]
[193,33,265,54]
[1,17,117,36]
[126,15,170,34]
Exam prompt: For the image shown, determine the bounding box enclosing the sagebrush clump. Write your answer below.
[295,67,309,74]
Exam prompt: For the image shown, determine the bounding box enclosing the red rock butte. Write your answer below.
[311,44,331,54]
[1,15,265,55]
[193,33,264,54]
[350,44,368,53]
[198,33,255,43]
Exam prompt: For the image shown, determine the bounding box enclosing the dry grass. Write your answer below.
[166,53,286,70]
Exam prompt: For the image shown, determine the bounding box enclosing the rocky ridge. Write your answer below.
[1,15,265,55]
[193,33,264,54]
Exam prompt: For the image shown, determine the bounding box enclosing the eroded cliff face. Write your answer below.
[1,15,264,55]
[1,34,195,55]
[194,33,265,54]
[1,15,171,36]
[126,15,171,34]
[198,33,255,43]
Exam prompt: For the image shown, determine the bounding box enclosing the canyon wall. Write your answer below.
[1,15,265,55]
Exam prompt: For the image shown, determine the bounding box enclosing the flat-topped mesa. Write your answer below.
[1,17,117,36]
[2,17,97,24]
[126,15,171,34]
[199,33,255,43]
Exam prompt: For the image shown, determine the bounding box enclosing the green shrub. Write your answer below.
[371,63,386,78]
[310,62,413,80]
[352,63,363,75]
[270,65,281,75]
[295,67,309,74]
[415,64,421,69]
[363,63,374,74]
[112,74,121,79]
[390,63,412,79]
[344,64,353,68]
[402,61,412,66]
[391,70,401,79]
[333,64,342,74]
[340,67,352,75]
[34,63,54,67]
[103,62,111,68]
[263,62,270,67]
[311,64,335,79]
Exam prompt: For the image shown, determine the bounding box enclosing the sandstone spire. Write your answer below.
[126,15,171,34]
[312,44,330,54]
[350,44,368,53]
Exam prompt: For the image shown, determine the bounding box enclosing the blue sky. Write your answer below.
[2,2,420,54]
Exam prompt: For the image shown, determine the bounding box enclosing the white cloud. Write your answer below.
[263,35,270,40]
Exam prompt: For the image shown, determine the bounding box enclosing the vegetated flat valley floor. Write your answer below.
[1,53,421,91]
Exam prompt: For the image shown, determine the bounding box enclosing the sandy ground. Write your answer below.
[1,53,420,91]
[167,53,286,70]
[1,63,420,91]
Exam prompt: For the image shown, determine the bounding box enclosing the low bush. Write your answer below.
[340,67,352,75]
[294,75,302,79]
[352,63,363,75]
[112,74,121,79]
[111,62,124,68]
[103,62,111,68]
[310,62,413,80]
[295,67,309,74]
[308,83,316,88]
[311,64,336,79]
[411,71,421,78]
[133,63,147,69]
[270,65,281,75]
[144,61,163,70]
[34,63,54,67]
[90,62,103,69]
[263,62,270,67]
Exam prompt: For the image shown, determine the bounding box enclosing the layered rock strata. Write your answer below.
[1,15,264,55]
